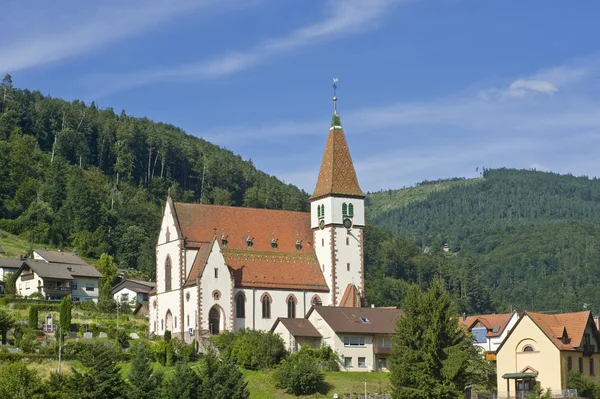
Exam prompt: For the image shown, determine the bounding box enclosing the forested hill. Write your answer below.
[366,168,600,313]
[0,75,309,278]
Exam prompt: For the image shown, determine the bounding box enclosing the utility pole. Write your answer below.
[57,326,62,375]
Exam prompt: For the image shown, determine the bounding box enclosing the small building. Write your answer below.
[134,302,150,317]
[271,318,322,352]
[12,259,103,302]
[0,257,21,281]
[496,310,600,397]
[111,278,156,308]
[308,306,401,372]
[461,311,519,360]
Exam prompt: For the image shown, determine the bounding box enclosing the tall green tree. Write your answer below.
[0,308,15,344]
[96,253,118,302]
[390,281,475,399]
[59,295,72,335]
[127,343,162,399]
[66,343,124,399]
[199,350,249,399]
[28,306,39,329]
[159,362,200,399]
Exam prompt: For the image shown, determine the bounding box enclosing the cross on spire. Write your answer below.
[332,77,339,115]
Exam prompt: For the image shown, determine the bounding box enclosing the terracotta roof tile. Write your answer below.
[339,284,361,307]
[271,318,322,337]
[460,313,514,337]
[172,203,329,291]
[527,311,592,351]
[311,123,364,200]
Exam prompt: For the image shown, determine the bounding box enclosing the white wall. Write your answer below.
[272,322,321,353]
[182,286,198,343]
[198,241,233,334]
[16,270,44,297]
[70,277,100,302]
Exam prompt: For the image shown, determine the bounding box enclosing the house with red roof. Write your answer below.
[149,100,367,341]
[496,310,600,397]
[460,311,519,360]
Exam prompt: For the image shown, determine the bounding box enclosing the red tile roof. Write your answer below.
[173,202,329,291]
[527,311,593,351]
[339,284,361,307]
[310,124,364,200]
[461,313,514,338]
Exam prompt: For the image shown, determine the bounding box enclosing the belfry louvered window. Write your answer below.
[320,205,325,218]
[318,205,322,218]
[342,203,348,216]
[348,203,354,217]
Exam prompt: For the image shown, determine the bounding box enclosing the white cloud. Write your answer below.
[86,0,409,95]
[0,0,227,73]
[198,57,600,192]
[506,79,558,97]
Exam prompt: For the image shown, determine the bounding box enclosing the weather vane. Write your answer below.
[332,77,339,114]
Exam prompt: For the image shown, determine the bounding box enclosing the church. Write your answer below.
[149,100,366,342]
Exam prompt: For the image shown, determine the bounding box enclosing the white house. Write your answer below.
[0,257,21,282]
[149,102,367,342]
[13,256,103,302]
[112,278,156,308]
[271,317,322,353]
[461,311,519,359]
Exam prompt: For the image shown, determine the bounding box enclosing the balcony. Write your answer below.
[44,286,72,297]
[583,344,596,357]
[374,346,392,354]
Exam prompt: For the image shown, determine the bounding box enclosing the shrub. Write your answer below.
[151,339,170,366]
[274,352,324,395]
[229,329,286,369]
[115,329,129,349]
[28,305,39,329]
[297,345,340,371]
[567,370,600,398]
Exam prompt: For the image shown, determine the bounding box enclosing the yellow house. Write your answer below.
[496,310,600,398]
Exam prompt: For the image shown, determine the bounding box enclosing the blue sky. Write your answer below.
[2,0,600,193]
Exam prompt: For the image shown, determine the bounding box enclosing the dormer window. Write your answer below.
[246,236,253,248]
[221,234,228,247]
[271,238,278,249]
[295,240,302,250]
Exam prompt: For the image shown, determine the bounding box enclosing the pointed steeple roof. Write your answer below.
[311,112,364,200]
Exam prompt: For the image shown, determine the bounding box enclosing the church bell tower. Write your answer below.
[310,80,365,307]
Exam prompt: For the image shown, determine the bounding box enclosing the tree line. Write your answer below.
[0,75,308,278]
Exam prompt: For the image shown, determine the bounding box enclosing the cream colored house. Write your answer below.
[13,258,103,302]
[496,310,600,398]
[271,318,322,352]
[297,306,401,372]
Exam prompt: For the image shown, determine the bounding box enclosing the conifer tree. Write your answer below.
[66,343,123,399]
[0,308,14,345]
[199,349,249,399]
[28,305,38,330]
[59,296,72,336]
[127,343,162,399]
[390,280,474,399]
[158,362,200,399]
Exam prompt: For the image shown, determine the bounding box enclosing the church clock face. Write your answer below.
[343,218,352,229]
[319,220,325,230]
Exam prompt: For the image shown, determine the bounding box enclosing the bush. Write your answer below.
[164,330,171,341]
[229,329,287,370]
[297,345,340,371]
[151,339,170,366]
[567,370,600,398]
[115,329,129,349]
[74,300,97,312]
[274,352,324,395]
[28,306,39,329]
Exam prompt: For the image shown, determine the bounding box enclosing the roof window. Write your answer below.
[492,326,500,333]
[246,235,253,248]
[360,317,370,323]
[221,233,228,247]
[271,238,278,249]
[295,240,302,250]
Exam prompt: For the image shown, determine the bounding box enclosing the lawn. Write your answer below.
[242,369,390,399]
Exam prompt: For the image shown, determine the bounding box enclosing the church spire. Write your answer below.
[310,80,363,201]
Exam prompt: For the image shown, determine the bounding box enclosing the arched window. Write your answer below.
[317,204,321,218]
[287,295,297,318]
[342,203,348,216]
[348,203,354,217]
[261,294,271,319]
[320,205,325,218]
[523,345,534,352]
[236,293,246,318]
[165,256,172,291]
[311,295,322,306]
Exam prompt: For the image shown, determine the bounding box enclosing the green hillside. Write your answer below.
[0,76,308,278]
[366,168,600,313]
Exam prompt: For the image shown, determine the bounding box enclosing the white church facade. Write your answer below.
[149,108,366,342]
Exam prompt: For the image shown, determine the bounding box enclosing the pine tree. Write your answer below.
[59,296,72,336]
[0,308,14,345]
[66,343,124,399]
[28,306,38,330]
[127,343,162,399]
[390,280,474,399]
[199,349,249,399]
[158,362,200,399]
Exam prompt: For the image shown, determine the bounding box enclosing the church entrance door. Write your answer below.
[209,307,220,335]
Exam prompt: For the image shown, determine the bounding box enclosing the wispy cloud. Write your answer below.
[200,56,600,191]
[0,0,225,73]
[86,0,408,95]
